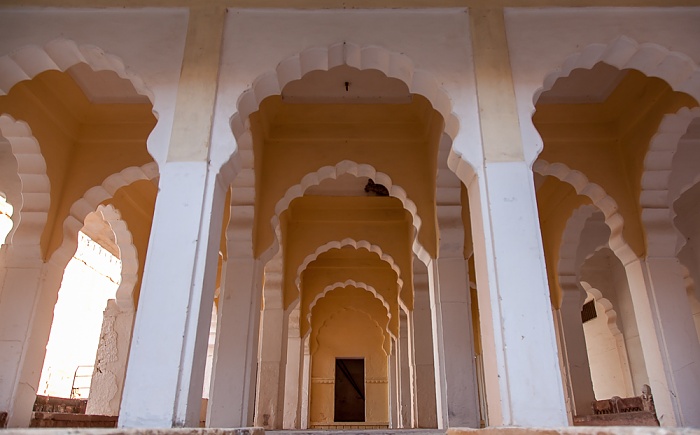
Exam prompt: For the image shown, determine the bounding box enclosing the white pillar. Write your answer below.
[87,300,135,416]
[388,340,399,429]
[119,162,225,427]
[637,256,700,427]
[467,161,568,426]
[300,336,311,429]
[412,264,437,428]
[282,307,302,429]
[556,282,595,417]
[0,246,67,427]
[255,265,287,429]
[398,312,415,428]
[427,205,480,428]
[0,245,44,427]
[207,205,263,427]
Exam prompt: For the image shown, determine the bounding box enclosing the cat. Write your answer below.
[364,178,389,196]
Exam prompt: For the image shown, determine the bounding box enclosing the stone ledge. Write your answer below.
[448,428,699,435]
[0,428,264,435]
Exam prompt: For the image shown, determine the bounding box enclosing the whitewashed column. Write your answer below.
[388,340,399,428]
[282,307,302,429]
[412,262,437,428]
[255,263,287,429]
[466,162,567,426]
[207,205,263,427]
[300,336,311,429]
[119,162,226,427]
[556,281,595,417]
[636,256,700,427]
[398,312,414,428]
[87,300,135,416]
[427,205,480,428]
[0,248,67,427]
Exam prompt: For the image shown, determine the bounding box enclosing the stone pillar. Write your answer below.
[299,336,311,429]
[388,340,399,428]
[556,281,595,417]
[119,162,226,427]
[427,205,480,428]
[255,265,287,429]
[282,307,302,429]
[466,162,568,426]
[207,206,264,427]
[87,300,135,416]
[0,248,66,427]
[635,256,700,426]
[412,263,437,428]
[398,312,415,428]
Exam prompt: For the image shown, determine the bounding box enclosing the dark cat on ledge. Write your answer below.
[364,179,389,196]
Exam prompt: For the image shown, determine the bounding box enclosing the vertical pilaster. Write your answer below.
[207,206,263,427]
[428,205,480,428]
[119,162,226,427]
[412,263,437,428]
[466,162,567,426]
[638,256,700,426]
[118,6,226,428]
[282,307,302,429]
[556,281,595,417]
[388,341,399,428]
[465,7,567,427]
[255,264,287,429]
[0,245,44,427]
[398,312,414,428]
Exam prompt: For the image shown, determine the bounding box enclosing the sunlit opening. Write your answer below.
[38,231,121,398]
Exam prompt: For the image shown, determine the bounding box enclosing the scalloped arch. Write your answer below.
[581,281,623,338]
[534,159,637,265]
[559,205,598,277]
[230,42,459,145]
[295,237,403,295]
[98,204,139,312]
[0,114,50,247]
[48,163,158,269]
[306,280,392,338]
[267,160,429,264]
[670,172,700,257]
[0,38,154,103]
[533,36,700,106]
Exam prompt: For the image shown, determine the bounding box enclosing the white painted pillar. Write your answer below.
[300,336,311,429]
[207,206,263,427]
[635,256,700,427]
[0,249,66,427]
[87,300,135,416]
[412,264,437,428]
[119,162,226,427]
[398,312,414,428]
[388,340,399,429]
[255,265,287,429]
[466,162,568,426]
[427,205,480,428]
[556,281,595,417]
[0,244,44,427]
[282,307,302,429]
